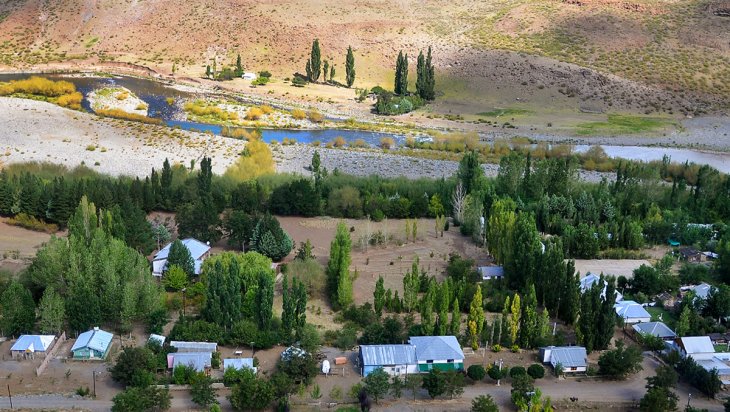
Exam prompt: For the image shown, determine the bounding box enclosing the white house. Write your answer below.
[539,346,588,374]
[152,238,211,277]
[670,336,730,384]
[580,273,623,303]
[408,336,465,373]
[242,72,257,81]
[614,300,651,324]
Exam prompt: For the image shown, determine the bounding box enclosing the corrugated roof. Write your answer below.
[11,335,55,352]
[360,345,416,366]
[72,328,113,353]
[632,322,676,339]
[154,238,210,261]
[549,346,587,368]
[224,358,256,372]
[693,283,713,300]
[680,336,715,354]
[170,341,217,352]
[170,352,212,372]
[696,358,730,376]
[409,336,464,361]
[478,266,504,279]
[614,301,651,320]
[581,273,623,303]
[148,334,166,346]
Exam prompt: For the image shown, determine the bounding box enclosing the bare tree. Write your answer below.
[452,182,466,225]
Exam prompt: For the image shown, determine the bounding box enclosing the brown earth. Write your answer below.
[0,0,728,131]
[0,218,55,274]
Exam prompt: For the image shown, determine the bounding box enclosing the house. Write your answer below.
[152,238,211,277]
[168,352,212,373]
[242,72,257,81]
[692,283,713,300]
[148,334,166,347]
[408,336,465,372]
[580,273,623,303]
[478,266,504,281]
[539,346,588,374]
[632,321,677,340]
[10,335,56,359]
[223,358,257,374]
[679,247,703,263]
[614,300,651,324]
[358,344,417,377]
[703,251,719,260]
[71,327,113,360]
[170,341,217,353]
[709,333,730,345]
[673,336,715,358]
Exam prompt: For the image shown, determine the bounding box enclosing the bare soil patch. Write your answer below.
[0,218,55,274]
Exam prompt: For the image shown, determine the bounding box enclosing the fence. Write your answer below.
[35,331,66,376]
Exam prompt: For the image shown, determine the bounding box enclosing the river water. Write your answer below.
[2,73,729,172]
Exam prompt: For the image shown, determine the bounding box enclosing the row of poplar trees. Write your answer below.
[394,47,435,100]
[305,39,356,87]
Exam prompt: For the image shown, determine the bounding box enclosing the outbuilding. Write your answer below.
[71,328,113,360]
[152,238,211,277]
[632,321,677,340]
[478,266,504,281]
[539,346,588,374]
[168,352,212,373]
[11,335,56,359]
[358,344,417,377]
[170,341,217,353]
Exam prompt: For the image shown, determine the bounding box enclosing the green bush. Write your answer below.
[509,366,526,378]
[527,364,545,379]
[467,364,486,381]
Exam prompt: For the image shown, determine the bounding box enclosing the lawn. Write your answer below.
[575,114,673,136]
[646,306,677,329]
[477,108,532,117]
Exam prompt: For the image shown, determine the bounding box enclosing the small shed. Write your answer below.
[71,328,113,360]
[242,72,258,81]
[11,335,56,359]
[359,344,417,377]
[168,352,212,373]
[679,247,703,263]
[148,334,166,347]
[692,283,713,300]
[409,336,465,372]
[170,341,217,353]
[223,358,257,374]
[478,266,504,281]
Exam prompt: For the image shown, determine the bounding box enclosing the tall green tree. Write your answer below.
[1,281,36,336]
[363,368,390,404]
[450,297,461,335]
[167,239,195,277]
[509,294,521,345]
[310,39,322,82]
[256,272,274,330]
[416,50,426,100]
[235,53,243,76]
[506,212,542,291]
[327,222,352,309]
[421,283,436,336]
[468,285,485,348]
[39,286,65,334]
[519,284,538,349]
[424,46,435,100]
[394,51,408,95]
[111,386,171,412]
[229,369,274,411]
[457,151,484,195]
[345,46,355,87]
[374,276,386,317]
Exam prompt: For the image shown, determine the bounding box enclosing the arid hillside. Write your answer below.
[0,0,728,116]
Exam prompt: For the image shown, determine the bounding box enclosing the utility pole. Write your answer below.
[93,371,96,398]
[7,385,12,409]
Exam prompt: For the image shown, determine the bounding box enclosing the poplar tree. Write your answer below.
[421,283,436,336]
[510,294,521,346]
[256,272,274,330]
[403,259,421,313]
[437,283,450,336]
[468,285,485,348]
[374,276,386,318]
[39,286,65,334]
[345,46,355,87]
[323,61,329,83]
[394,51,408,95]
[450,297,461,335]
[416,50,426,99]
[310,39,321,82]
[282,275,294,341]
[424,46,435,100]
[519,285,538,349]
[235,54,243,77]
[327,222,352,309]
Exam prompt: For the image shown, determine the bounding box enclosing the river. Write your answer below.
[2,73,729,173]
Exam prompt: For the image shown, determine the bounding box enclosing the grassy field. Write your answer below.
[576,114,675,136]
[646,306,677,328]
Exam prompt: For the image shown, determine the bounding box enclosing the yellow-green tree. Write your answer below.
[468,285,485,349]
[510,294,521,346]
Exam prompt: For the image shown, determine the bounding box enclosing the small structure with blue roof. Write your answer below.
[224,358,257,374]
[539,346,588,374]
[152,238,211,276]
[358,344,417,376]
[71,327,113,359]
[614,300,651,324]
[11,335,56,359]
[168,352,212,373]
[409,336,465,372]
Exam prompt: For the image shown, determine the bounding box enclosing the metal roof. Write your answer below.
[632,322,676,339]
[408,336,464,361]
[148,334,166,346]
[680,336,715,354]
[693,283,713,300]
[359,345,416,366]
[696,358,730,377]
[581,273,623,302]
[223,358,257,372]
[614,301,651,320]
[11,335,55,352]
[549,346,587,368]
[170,341,217,352]
[478,266,504,279]
[72,328,113,353]
[154,238,210,261]
[170,352,212,372]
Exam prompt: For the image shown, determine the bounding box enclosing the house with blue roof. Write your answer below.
[409,336,465,372]
[358,344,418,376]
[539,346,588,374]
[71,327,113,359]
[224,358,257,374]
[614,300,651,324]
[11,335,56,359]
[152,238,211,276]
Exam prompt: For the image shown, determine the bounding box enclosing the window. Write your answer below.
[427,360,434,364]
[447,359,454,363]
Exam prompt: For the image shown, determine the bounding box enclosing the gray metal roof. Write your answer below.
[409,336,464,361]
[172,352,212,372]
[360,345,416,366]
[224,358,256,371]
[632,322,676,339]
[549,346,587,368]
[680,336,715,354]
[72,328,113,353]
[170,341,217,352]
[11,335,55,352]
[478,266,504,279]
[154,238,210,260]
[614,301,651,320]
